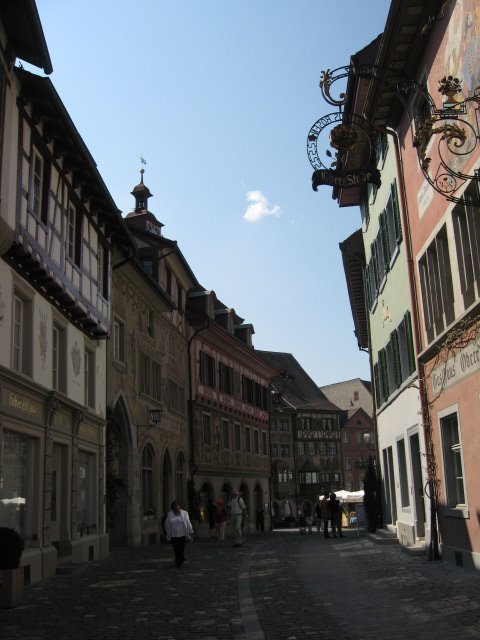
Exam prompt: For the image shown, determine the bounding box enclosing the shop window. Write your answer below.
[76,450,96,534]
[0,430,37,544]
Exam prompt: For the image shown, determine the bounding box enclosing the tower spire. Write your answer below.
[131,158,152,212]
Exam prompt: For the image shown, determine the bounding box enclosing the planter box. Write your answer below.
[0,567,24,608]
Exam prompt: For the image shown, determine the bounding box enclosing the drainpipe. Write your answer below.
[388,127,440,561]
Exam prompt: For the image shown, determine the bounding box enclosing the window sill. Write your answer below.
[444,507,469,519]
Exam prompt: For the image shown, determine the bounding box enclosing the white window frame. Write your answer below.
[439,407,467,515]
[52,321,67,392]
[12,289,32,375]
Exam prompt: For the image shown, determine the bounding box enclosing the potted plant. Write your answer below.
[0,527,25,608]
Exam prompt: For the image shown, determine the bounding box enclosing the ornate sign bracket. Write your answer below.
[307,63,480,205]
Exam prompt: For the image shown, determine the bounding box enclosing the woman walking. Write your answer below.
[164,500,194,568]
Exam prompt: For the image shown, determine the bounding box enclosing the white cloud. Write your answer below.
[242,190,281,223]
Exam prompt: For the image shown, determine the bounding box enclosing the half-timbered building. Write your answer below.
[0,1,133,583]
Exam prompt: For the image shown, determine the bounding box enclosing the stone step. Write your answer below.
[401,544,427,557]
[368,529,398,544]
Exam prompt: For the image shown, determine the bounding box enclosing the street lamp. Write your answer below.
[137,408,163,442]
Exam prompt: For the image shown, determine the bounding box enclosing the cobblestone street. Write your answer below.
[2,529,480,640]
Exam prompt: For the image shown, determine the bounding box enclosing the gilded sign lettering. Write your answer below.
[8,392,39,416]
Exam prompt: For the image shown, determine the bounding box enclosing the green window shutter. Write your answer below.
[379,348,389,400]
[392,180,403,243]
[405,311,416,374]
[380,211,391,265]
[391,329,402,387]
[365,263,372,310]
[371,242,379,291]
[373,363,381,408]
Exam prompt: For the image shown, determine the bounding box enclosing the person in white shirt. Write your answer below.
[164,500,194,567]
[228,490,246,547]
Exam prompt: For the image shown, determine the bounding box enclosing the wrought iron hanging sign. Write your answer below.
[307,111,381,191]
[307,63,480,204]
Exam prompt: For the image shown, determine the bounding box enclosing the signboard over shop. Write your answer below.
[431,337,480,394]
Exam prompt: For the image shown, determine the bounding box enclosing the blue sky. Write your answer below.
[34,0,389,387]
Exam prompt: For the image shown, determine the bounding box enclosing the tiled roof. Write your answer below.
[256,350,341,413]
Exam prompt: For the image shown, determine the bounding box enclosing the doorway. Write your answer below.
[106,399,132,546]
[409,432,426,538]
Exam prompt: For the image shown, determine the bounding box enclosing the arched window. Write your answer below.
[142,445,155,517]
[176,453,185,505]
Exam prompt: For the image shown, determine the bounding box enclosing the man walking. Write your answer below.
[228,490,246,547]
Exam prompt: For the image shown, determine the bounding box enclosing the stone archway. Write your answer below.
[106,397,132,546]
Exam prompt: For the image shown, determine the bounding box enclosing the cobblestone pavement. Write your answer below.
[2,529,480,639]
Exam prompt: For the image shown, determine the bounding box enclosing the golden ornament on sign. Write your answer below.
[329,124,358,151]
